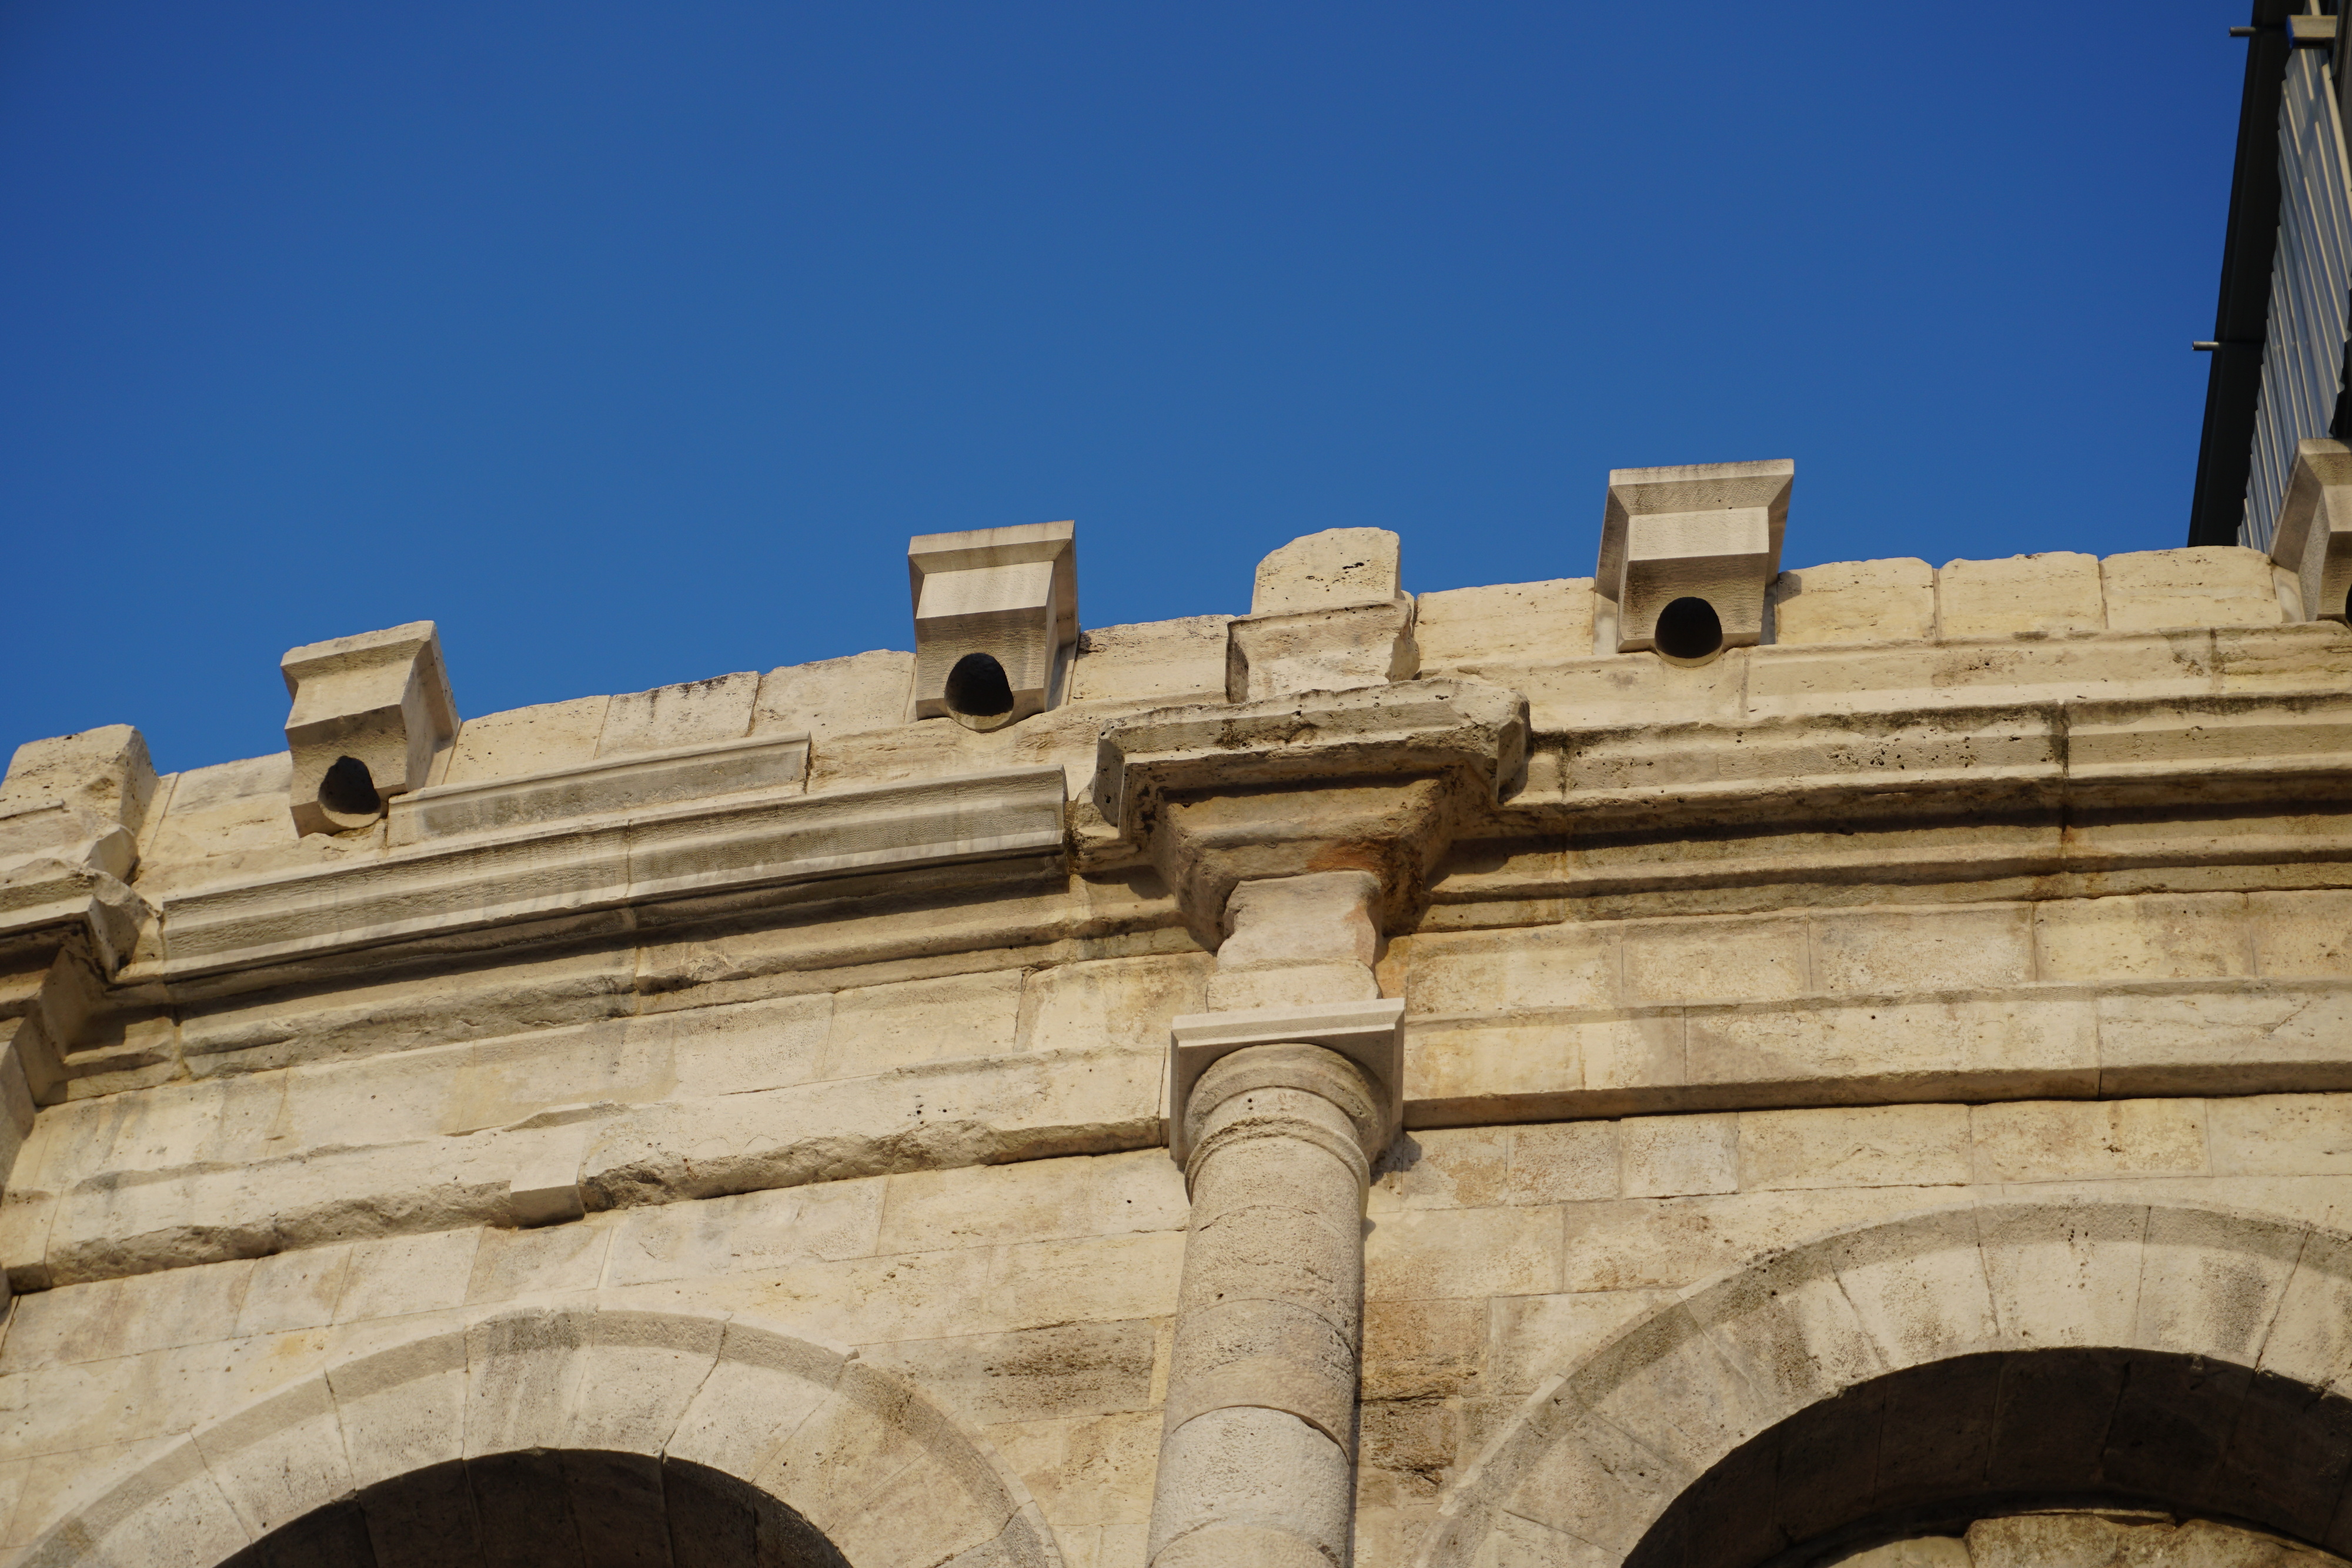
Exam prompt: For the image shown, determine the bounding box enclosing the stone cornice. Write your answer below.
[126,764,1068,985]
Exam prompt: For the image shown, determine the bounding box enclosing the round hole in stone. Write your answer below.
[318,755,379,818]
[944,652,1016,729]
[1653,596,1724,661]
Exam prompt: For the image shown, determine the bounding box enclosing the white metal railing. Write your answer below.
[2246,46,2352,551]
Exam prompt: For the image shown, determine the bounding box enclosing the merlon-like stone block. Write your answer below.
[1598,459,1792,657]
[1251,527,1403,615]
[280,621,457,836]
[908,520,1077,731]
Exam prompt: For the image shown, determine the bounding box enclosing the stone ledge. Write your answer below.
[387,732,810,845]
[131,765,1068,984]
[1167,999,1405,1164]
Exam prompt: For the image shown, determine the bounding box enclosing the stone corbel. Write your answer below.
[908,521,1078,731]
[1597,459,1793,659]
[2271,438,2352,624]
[282,622,459,835]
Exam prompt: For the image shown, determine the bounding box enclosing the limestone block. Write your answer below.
[652,991,834,1099]
[1506,1123,1622,1203]
[333,1229,480,1323]
[2133,1204,2304,1362]
[596,669,759,758]
[560,1310,726,1453]
[1823,1208,1999,1368]
[604,1179,883,1287]
[1485,1291,1675,1395]
[1359,1297,1483,1401]
[235,1247,350,1336]
[1809,906,2033,995]
[189,1378,351,1537]
[1834,1539,1971,1568]
[1014,952,1210,1060]
[2034,892,2253,981]
[1934,553,2103,638]
[0,1260,253,1372]
[507,1141,586,1228]
[280,621,458,835]
[1250,528,1402,614]
[390,732,808,845]
[1364,1204,1562,1300]
[1619,1115,1738,1198]
[1224,600,1418,702]
[2270,438,2352,625]
[31,1440,251,1568]
[2252,890,2352,977]
[1683,1248,1886,1413]
[1413,579,1597,671]
[130,753,295,874]
[1598,459,1793,657]
[465,1221,610,1304]
[1766,558,1935,646]
[1401,926,1619,1018]
[1558,1188,1948,1295]
[0,727,158,838]
[1738,1105,1972,1192]
[1976,1202,2147,1348]
[909,521,1078,733]
[2102,545,2281,631]
[1620,920,1806,1006]
[439,695,610,786]
[1070,617,1231,704]
[823,969,1025,1078]
[1371,1127,1512,1212]
[2252,1231,2352,1394]
[1972,1101,2208,1183]
[323,1330,469,1489]
[662,1321,845,1485]
[2210,1095,2352,1176]
[1514,646,1747,728]
[1556,1303,1780,1498]
[863,1322,1157,1427]
[752,648,916,737]
[1742,633,2207,718]
[2096,987,2352,1096]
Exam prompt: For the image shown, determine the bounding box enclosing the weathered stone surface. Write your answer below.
[751,648,915,737]
[440,695,611,786]
[1251,528,1403,615]
[1936,551,2104,637]
[1768,557,1935,646]
[2103,545,2282,632]
[1414,580,1596,670]
[596,670,759,757]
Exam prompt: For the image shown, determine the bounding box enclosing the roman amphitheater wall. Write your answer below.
[7,500,2352,1568]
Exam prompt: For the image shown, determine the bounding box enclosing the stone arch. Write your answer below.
[21,1305,1061,1568]
[1416,1201,2352,1568]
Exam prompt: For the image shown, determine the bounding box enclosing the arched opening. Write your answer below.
[1625,1349,2352,1568]
[944,651,1017,730]
[1653,596,1725,660]
[218,1452,847,1568]
[318,754,380,819]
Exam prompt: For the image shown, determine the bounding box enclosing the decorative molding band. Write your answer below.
[138,764,1068,983]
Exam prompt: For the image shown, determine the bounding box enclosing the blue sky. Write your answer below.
[2,4,2245,774]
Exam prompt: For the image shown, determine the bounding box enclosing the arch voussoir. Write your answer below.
[1418,1201,2352,1568]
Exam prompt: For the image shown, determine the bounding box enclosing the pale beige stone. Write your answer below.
[1413,580,1596,670]
[1365,1205,1562,1300]
[1402,927,1619,1017]
[2102,544,2282,631]
[1738,1104,1971,1191]
[1071,617,1231,704]
[279,621,458,834]
[1251,529,1403,615]
[1809,905,2032,994]
[1972,1099,2209,1183]
[333,1229,481,1322]
[1620,920,1806,1005]
[1504,1122,1620,1204]
[440,694,610,785]
[1485,1290,1675,1394]
[1936,551,2104,637]
[1599,460,1792,654]
[604,1179,884,1286]
[1618,1115,1738,1198]
[2251,889,2352,976]
[751,648,914,737]
[1767,557,1935,646]
[595,670,759,756]
[1371,1128,1513,1213]
[822,969,1026,1077]
[2034,892,2253,981]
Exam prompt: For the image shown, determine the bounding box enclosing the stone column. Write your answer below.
[1147,872,1402,1568]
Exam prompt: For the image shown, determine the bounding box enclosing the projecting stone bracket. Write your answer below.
[1596,458,1793,659]
[281,622,459,836]
[1093,678,1528,946]
[2272,439,2352,624]
[1165,998,1404,1166]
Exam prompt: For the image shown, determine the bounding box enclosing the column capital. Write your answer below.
[1167,998,1403,1166]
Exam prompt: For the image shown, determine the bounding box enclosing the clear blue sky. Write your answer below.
[2,4,2245,774]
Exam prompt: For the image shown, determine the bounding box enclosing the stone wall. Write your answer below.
[4,532,2351,1568]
